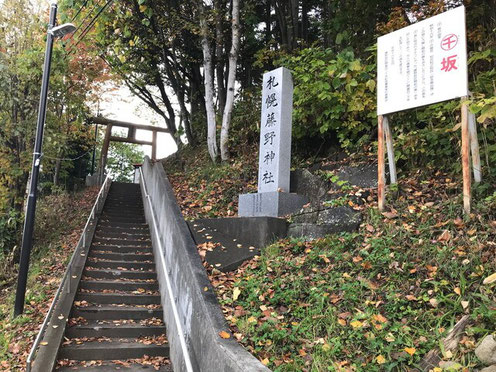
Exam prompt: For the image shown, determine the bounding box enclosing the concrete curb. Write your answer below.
[140,157,270,372]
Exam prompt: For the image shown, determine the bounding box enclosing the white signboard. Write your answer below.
[377,6,468,115]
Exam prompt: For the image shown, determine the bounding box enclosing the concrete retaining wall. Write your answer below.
[140,157,270,372]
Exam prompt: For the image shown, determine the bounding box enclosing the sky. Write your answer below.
[97,83,178,160]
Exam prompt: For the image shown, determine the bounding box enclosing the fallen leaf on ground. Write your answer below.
[483,272,496,284]
[218,331,231,339]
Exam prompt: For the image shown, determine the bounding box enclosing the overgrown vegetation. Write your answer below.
[197,170,495,371]
[0,187,98,370]
[164,146,258,220]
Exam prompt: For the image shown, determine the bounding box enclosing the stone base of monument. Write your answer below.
[238,191,308,218]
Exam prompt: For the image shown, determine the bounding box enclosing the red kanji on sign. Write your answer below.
[441,55,458,72]
[441,34,458,51]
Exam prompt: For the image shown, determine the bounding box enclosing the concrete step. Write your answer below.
[76,292,161,305]
[105,199,143,205]
[103,205,144,211]
[93,237,150,246]
[89,251,153,262]
[58,339,169,360]
[79,280,158,292]
[86,260,155,270]
[101,213,144,219]
[102,206,144,211]
[100,216,146,223]
[94,231,150,239]
[99,217,147,224]
[72,305,163,320]
[95,226,149,235]
[98,221,148,229]
[83,269,157,280]
[90,244,152,254]
[65,321,166,338]
[56,363,172,371]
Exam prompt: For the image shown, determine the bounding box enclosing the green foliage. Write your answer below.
[0,0,105,255]
[0,209,21,256]
[276,47,377,151]
[106,142,145,182]
[229,88,262,155]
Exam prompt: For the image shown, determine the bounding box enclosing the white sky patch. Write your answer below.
[97,83,178,159]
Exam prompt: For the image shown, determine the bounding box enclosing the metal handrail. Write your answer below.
[26,175,112,372]
[139,166,194,372]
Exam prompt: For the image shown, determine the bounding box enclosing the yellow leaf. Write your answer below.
[338,318,347,326]
[350,320,363,328]
[376,355,386,364]
[218,331,231,339]
[322,343,331,351]
[261,358,269,366]
[483,272,496,284]
[233,287,241,301]
[40,341,48,346]
[247,316,257,323]
[454,287,461,295]
[404,347,416,356]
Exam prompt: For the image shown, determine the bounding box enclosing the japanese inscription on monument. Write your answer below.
[377,6,468,115]
[238,67,308,217]
[257,67,293,193]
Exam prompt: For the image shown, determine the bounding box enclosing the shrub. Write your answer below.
[276,47,377,151]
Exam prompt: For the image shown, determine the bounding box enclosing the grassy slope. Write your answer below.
[165,146,496,372]
[0,187,99,371]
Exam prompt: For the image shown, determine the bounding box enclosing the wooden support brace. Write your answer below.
[100,124,112,180]
[109,136,153,146]
[378,115,386,211]
[128,126,136,141]
[152,130,157,161]
[461,100,471,215]
[383,115,397,184]
[468,111,481,183]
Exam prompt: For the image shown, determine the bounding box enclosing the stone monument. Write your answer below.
[238,67,307,217]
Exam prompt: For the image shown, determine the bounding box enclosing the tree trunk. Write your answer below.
[220,0,240,161]
[289,0,299,49]
[199,1,218,162]
[302,0,309,43]
[54,157,62,186]
[265,0,272,43]
[215,0,227,116]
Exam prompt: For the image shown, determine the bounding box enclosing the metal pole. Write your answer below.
[14,2,58,316]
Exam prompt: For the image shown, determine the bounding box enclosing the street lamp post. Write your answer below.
[14,1,76,316]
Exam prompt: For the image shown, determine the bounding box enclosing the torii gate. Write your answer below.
[89,116,170,180]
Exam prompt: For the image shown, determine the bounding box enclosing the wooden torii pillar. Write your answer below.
[89,117,170,179]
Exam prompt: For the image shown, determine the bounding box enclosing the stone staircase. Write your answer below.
[56,183,172,371]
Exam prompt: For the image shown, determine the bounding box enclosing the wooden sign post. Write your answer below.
[376,6,478,215]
